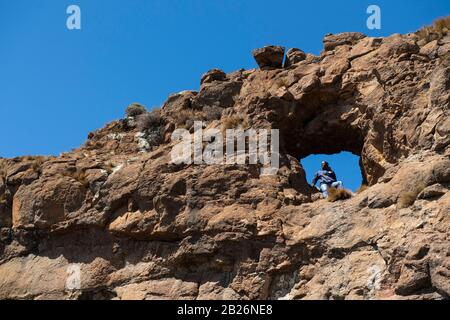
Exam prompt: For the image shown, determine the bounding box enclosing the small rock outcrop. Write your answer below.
[284,48,306,67]
[0,21,449,300]
[200,68,227,85]
[252,45,286,69]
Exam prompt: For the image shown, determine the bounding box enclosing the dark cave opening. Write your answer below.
[276,99,369,188]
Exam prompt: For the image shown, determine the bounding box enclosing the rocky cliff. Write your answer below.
[0,24,449,300]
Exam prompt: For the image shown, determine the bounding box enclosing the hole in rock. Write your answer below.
[301,152,364,192]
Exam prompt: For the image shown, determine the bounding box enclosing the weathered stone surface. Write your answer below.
[395,260,431,296]
[284,48,306,67]
[114,278,198,300]
[323,32,366,51]
[0,24,449,300]
[12,176,87,229]
[200,68,227,85]
[252,45,285,69]
[418,183,447,199]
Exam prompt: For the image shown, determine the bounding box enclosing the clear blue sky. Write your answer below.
[303,152,362,191]
[1,0,449,188]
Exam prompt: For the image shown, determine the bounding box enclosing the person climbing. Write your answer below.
[310,161,343,198]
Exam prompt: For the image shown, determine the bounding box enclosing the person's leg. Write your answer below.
[332,181,343,189]
[320,183,329,198]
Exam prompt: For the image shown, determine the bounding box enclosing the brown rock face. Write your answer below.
[284,48,306,67]
[0,25,449,300]
[252,45,286,69]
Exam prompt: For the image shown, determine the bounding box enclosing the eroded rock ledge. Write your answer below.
[0,27,449,300]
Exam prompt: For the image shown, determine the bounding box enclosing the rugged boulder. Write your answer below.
[0,23,449,300]
[252,45,286,69]
[284,48,306,67]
